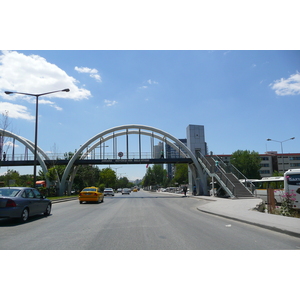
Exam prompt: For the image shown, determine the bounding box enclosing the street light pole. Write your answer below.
[5,89,70,187]
[266,137,295,173]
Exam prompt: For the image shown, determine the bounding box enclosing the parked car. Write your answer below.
[104,188,114,196]
[0,187,51,223]
[79,186,104,204]
[122,188,131,195]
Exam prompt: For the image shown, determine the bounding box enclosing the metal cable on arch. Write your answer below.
[59,124,206,196]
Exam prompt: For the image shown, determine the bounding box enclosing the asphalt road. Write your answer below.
[0,190,299,250]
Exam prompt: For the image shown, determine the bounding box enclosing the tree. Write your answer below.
[73,165,101,191]
[99,168,117,188]
[0,169,21,186]
[230,150,261,179]
[152,164,166,186]
[116,176,131,189]
[142,165,167,187]
[142,166,156,187]
[172,163,188,185]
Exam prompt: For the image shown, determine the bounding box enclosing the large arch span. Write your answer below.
[60,124,206,196]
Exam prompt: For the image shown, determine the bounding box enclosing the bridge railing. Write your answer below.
[0,153,31,161]
[0,151,187,162]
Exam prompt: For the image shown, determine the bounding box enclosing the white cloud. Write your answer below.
[138,79,158,89]
[75,66,102,82]
[0,50,91,100]
[147,79,158,84]
[270,72,300,96]
[39,99,63,111]
[3,140,19,148]
[75,67,98,74]
[0,50,92,120]
[0,102,34,120]
[104,99,118,107]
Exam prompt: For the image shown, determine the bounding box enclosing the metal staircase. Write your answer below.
[197,152,254,198]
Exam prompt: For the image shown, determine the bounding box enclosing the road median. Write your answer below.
[50,197,78,203]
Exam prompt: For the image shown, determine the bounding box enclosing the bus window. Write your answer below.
[286,174,300,186]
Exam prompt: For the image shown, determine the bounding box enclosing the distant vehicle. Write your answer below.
[79,187,104,204]
[122,188,131,195]
[104,188,114,196]
[0,187,51,222]
[246,177,284,204]
[36,180,46,188]
[133,188,138,192]
[243,170,300,209]
[117,188,122,193]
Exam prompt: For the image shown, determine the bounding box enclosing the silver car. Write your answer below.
[103,188,114,196]
[122,188,131,195]
[0,187,52,222]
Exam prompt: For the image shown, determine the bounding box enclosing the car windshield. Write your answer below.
[0,188,21,197]
[83,188,97,192]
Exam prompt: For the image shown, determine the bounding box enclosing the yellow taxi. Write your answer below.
[133,188,138,192]
[79,187,104,204]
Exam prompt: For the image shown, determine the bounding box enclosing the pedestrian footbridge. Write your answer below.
[1,125,255,198]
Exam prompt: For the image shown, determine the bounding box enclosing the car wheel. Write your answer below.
[20,208,29,223]
[44,203,51,216]
[79,201,83,204]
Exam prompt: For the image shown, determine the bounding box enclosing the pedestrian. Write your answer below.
[3,152,6,161]
[183,185,187,197]
[193,185,196,196]
[160,150,164,158]
[215,160,219,172]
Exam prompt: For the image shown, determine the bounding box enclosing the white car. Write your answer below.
[103,188,114,196]
[122,188,131,195]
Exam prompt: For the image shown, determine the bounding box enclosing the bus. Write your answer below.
[247,177,284,204]
[284,169,300,209]
[244,169,300,209]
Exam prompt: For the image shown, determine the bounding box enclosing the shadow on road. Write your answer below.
[0,214,52,227]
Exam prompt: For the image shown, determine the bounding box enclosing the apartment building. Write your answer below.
[217,151,300,177]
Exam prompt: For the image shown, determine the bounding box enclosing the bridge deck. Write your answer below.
[0,157,193,167]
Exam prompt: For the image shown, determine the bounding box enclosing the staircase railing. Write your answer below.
[214,155,256,194]
[196,152,236,198]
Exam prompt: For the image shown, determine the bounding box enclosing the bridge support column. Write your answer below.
[188,164,208,196]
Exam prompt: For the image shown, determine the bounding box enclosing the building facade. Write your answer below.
[217,152,300,177]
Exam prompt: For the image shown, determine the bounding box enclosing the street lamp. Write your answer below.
[266,137,295,173]
[4,89,70,187]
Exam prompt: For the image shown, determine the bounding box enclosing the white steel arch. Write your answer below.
[0,129,49,183]
[60,124,206,195]
[65,130,188,193]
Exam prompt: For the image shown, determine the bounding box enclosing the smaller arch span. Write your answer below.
[0,129,49,185]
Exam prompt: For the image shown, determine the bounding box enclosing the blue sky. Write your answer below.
[1,50,299,180]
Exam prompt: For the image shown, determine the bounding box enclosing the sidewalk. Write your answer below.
[193,195,300,237]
